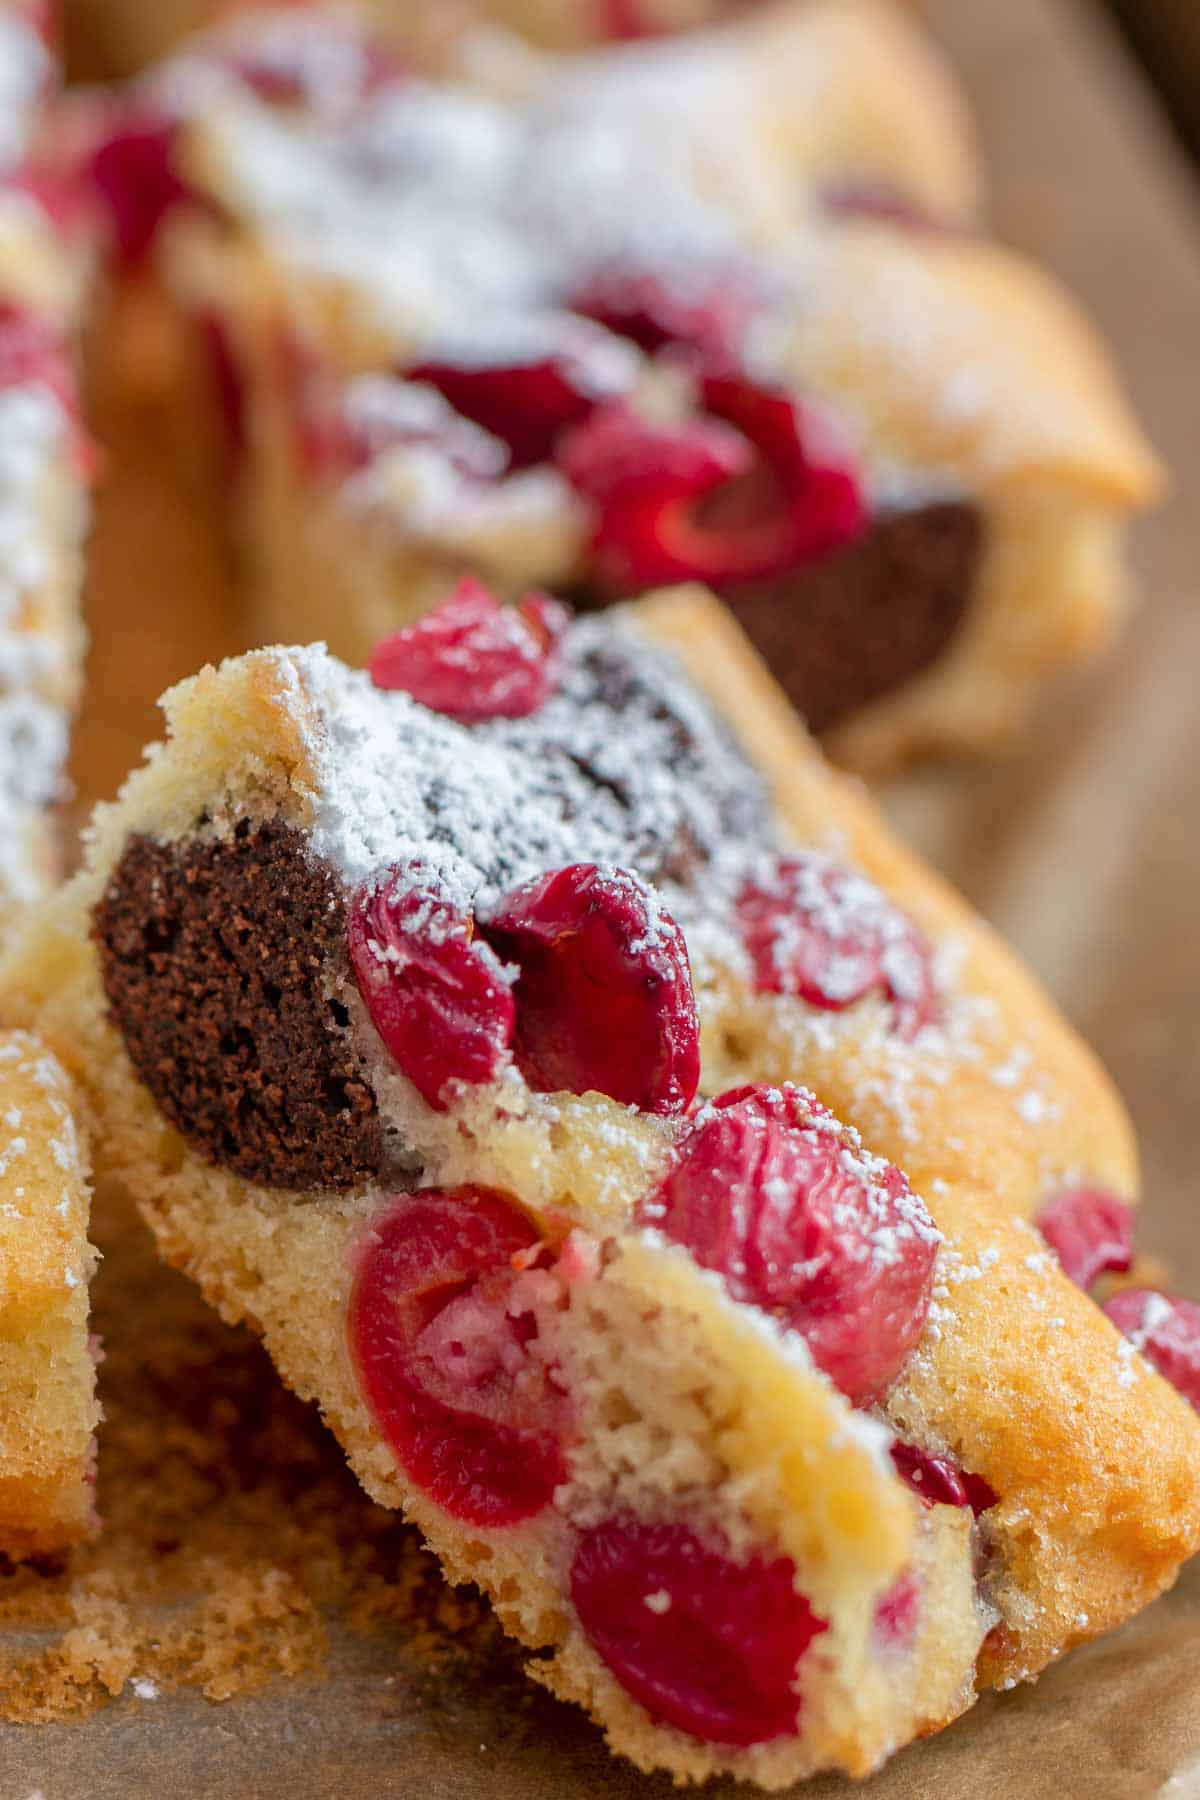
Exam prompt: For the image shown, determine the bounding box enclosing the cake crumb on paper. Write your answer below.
[0,1185,502,1725]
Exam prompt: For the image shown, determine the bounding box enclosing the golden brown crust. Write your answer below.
[622,589,1198,1683]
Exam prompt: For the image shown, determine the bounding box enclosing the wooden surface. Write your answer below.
[14,0,1200,1794]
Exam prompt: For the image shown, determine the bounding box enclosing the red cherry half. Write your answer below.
[481,863,700,1117]
[1036,1187,1134,1292]
[367,579,568,722]
[407,356,601,471]
[642,1085,938,1402]
[890,1441,996,1515]
[736,852,939,1040]
[571,1517,825,1746]
[86,105,187,266]
[558,375,863,593]
[348,863,515,1111]
[556,397,749,509]
[350,1187,567,1525]
[1104,1289,1200,1412]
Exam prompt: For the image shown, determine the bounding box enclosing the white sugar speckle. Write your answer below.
[1016,1089,1058,1127]
[1114,1337,1139,1388]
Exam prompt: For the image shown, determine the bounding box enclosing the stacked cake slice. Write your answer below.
[3,583,1196,1782]
[0,0,98,1561]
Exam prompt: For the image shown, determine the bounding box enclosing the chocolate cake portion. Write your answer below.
[94,818,383,1192]
[728,501,983,735]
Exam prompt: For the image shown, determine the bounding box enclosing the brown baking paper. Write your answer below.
[5,0,1200,1792]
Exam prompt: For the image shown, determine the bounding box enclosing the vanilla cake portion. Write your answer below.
[2,587,1196,1784]
[80,0,1156,770]
[0,1028,97,1557]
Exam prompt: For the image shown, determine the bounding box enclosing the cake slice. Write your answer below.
[2,585,1196,1783]
[79,0,1155,771]
[0,2,101,1560]
[0,1027,97,1558]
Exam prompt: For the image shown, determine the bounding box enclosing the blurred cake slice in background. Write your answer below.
[74,0,1159,771]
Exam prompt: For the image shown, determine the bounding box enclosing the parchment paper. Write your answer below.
[5,0,1200,1792]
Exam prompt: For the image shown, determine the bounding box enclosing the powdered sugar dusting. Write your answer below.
[260,604,1080,1203]
[155,6,388,125]
[187,35,771,357]
[295,609,768,921]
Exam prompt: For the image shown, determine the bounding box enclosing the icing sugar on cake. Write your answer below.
[174,20,796,365]
[293,611,770,915]
[283,606,1077,1140]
